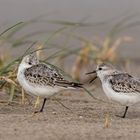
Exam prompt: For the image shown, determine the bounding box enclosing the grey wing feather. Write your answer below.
[24,64,56,86]
[109,73,140,93]
[24,63,82,88]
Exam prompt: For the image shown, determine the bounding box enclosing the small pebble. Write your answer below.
[52,111,57,115]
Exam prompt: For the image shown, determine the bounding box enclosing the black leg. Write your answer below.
[122,106,129,118]
[39,98,47,112]
[116,106,129,118]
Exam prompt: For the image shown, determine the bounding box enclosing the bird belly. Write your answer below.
[17,73,60,98]
[27,85,60,97]
[102,83,140,106]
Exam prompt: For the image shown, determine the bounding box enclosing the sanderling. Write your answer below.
[17,53,82,113]
[86,63,140,118]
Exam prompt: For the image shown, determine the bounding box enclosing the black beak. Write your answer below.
[89,75,98,83]
[86,70,97,84]
[86,70,96,75]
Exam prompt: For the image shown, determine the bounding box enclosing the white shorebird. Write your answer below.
[86,63,140,118]
[17,54,82,113]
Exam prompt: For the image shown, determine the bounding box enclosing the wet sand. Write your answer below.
[1,86,140,140]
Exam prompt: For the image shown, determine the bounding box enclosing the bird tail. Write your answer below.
[55,80,83,88]
[69,82,83,88]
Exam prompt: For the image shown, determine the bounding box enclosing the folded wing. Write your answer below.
[24,63,82,88]
[109,73,140,93]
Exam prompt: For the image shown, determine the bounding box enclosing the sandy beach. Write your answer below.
[0,83,140,140]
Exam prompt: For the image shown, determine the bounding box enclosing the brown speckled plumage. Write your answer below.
[24,63,82,88]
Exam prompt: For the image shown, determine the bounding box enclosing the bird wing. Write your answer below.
[24,63,82,88]
[109,73,140,93]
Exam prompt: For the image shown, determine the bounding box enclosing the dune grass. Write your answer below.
[0,15,139,104]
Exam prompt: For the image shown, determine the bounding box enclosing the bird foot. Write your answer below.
[33,110,43,114]
[115,114,126,118]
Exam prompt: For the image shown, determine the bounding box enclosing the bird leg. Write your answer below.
[116,106,129,118]
[122,106,129,118]
[39,98,47,112]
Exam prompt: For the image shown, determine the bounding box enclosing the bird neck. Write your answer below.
[17,63,30,75]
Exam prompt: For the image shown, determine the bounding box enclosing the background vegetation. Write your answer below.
[0,15,139,105]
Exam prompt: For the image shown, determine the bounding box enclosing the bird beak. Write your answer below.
[89,75,98,83]
[85,70,96,75]
[86,70,97,83]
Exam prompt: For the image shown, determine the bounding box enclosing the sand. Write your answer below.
[0,86,140,140]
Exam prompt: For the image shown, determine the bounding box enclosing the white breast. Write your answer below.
[102,83,140,106]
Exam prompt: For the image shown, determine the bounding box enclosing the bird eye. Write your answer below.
[99,67,102,70]
[28,62,32,65]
